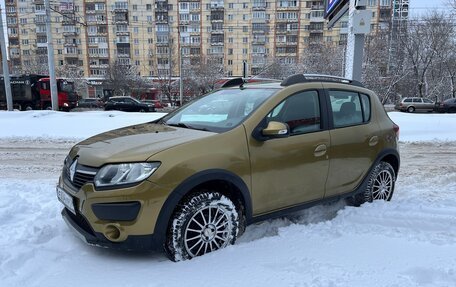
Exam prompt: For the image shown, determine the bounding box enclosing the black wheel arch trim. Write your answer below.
[153,169,253,248]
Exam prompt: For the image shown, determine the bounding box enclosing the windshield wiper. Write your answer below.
[167,122,210,132]
[167,122,189,128]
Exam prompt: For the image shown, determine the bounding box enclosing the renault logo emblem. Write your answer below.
[69,159,78,182]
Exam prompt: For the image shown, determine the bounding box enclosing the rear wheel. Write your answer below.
[348,161,396,206]
[407,106,415,113]
[165,191,242,261]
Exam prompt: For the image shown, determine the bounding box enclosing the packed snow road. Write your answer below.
[1,137,455,287]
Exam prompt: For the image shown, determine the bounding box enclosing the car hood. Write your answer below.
[69,123,216,167]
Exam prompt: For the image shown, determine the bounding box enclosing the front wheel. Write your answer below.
[165,191,242,261]
[407,106,415,113]
[348,161,396,206]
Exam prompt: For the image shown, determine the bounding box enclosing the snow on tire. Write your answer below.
[165,191,241,262]
[349,161,396,206]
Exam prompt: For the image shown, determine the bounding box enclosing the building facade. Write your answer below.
[5,0,398,97]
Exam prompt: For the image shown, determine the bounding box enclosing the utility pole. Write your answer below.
[0,6,13,111]
[45,0,59,110]
[344,0,371,81]
[179,45,183,107]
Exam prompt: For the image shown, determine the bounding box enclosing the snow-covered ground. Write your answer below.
[1,110,456,287]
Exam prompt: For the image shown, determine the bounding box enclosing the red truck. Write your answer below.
[0,74,78,111]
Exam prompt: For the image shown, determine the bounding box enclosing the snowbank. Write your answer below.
[1,110,456,142]
[0,110,165,139]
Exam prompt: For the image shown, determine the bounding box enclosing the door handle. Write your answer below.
[369,136,379,147]
[314,144,327,157]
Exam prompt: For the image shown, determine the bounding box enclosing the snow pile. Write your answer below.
[388,112,456,142]
[0,110,165,139]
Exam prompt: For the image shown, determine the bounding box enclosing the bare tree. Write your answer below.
[401,12,453,98]
[103,60,145,99]
[153,33,178,105]
[301,43,344,76]
[254,57,301,80]
[16,52,49,75]
[182,56,225,98]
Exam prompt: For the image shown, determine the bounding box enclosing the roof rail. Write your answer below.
[220,77,245,88]
[280,74,364,87]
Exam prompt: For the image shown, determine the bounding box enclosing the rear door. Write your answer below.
[324,88,380,198]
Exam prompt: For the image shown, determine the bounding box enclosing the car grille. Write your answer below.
[64,157,98,190]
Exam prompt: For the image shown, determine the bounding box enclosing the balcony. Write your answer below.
[155,5,168,13]
[35,9,46,15]
[252,38,266,44]
[89,63,109,68]
[32,0,44,4]
[277,6,299,11]
[311,5,325,10]
[114,19,128,24]
[64,42,77,48]
[37,42,48,48]
[252,4,266,11]
[60,8,75,15]
[276,18,298,23]
[310,16,324,22]
[116,53,130,58]
[7,22,18,28]
[116,31,130,36]
[63,31,78,36]
[112,7,128,13]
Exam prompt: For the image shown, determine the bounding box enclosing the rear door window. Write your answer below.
[329,90,367,128]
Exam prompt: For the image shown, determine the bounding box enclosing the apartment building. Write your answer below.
[5,0,398,97]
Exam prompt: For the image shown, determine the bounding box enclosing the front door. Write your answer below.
[248,90,330,215]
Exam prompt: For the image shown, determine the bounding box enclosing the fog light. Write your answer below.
[104,224,121,241]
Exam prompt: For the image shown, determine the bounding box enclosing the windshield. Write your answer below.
[163,88,278,133]
[59,80,74,93]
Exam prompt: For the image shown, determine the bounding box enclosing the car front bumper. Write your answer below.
[61,208,160,251]
[57,174,169,251]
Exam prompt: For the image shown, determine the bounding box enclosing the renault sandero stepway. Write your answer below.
[57,74,400,261]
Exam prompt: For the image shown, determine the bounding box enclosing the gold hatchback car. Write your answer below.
[57,74,400,261]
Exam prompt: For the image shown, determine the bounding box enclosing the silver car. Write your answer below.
[395,97,435,113]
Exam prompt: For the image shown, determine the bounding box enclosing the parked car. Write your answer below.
[77,98,104,109]
[141,100,163,109]
[394,97,434,113]
[57,74,400,261]
[104,96,155,112]
[435,98,456,113]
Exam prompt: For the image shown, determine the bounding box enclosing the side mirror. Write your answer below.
[262,121,289,138]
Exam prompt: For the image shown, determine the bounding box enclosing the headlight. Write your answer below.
[63,103,69,107]
[94,162,160,189]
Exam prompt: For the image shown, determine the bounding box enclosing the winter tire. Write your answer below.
[348,161,395,206]
[165,191,242,261]
[407,106,415,113]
